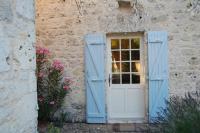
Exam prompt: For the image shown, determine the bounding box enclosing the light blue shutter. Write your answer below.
[84,34,106,123]
[148,31,169,122]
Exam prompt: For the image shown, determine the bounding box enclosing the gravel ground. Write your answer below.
[39,123,149,133]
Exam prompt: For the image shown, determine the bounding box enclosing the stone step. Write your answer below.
[112,123,148,132]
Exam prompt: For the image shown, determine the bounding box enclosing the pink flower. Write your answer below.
[64,77,73,84]
[38,72,45,78]
[49,101,55,105]
[36,46,50,55]
[63,85,70,91]
[64,77,70,82]
[52,60,64,71]
[38,96,44,102]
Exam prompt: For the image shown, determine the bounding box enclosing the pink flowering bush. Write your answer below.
[36,46,72,121]
[52,60,64,72]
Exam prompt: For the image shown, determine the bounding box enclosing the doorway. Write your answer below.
[106,34,146,123]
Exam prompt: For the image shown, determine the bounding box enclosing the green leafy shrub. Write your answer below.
[36,46,72,121]
[47,123,61,133]
[53,110,68,128]
[149,92,200,133]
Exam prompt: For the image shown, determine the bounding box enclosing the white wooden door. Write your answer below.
[107,36,145,123]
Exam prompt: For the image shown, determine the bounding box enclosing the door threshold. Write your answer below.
[108,117,145,123]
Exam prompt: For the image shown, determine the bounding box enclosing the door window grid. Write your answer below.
[111,38,141,84]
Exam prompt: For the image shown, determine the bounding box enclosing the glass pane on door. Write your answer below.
[111,39,120,49]
[132,74,140,83]
[112,62,120,73]
[131,62,140,72]
[121,62,130,72]
[122,74,130,84]
[131,50,140,60]
[131,38,140,49]
[112,51,120,61]
[112,74,120,84]
[121,51,130,61]
[121,39,129,49]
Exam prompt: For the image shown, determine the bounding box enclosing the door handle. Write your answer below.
[109,74,111,87]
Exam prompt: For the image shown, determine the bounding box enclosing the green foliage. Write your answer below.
[54,110,68,128]
[36,46,72,121]
[149,92,200,133]
[47,123,61,133]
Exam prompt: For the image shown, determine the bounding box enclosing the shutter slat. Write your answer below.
[148,31,169,122]
[85,34,106,123]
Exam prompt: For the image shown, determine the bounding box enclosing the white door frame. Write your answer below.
[105,34,147,123]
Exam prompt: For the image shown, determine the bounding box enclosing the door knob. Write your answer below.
[109,74,111,87]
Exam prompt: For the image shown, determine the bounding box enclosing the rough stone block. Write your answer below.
[16,0,35,20]
[151,15,168,23]
[0,41,10,72]
[0,0,37,132]
[13,40,36,70]
[0,0,13,21]
[0,25,10,72]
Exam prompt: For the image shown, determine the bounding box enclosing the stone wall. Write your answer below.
[0,0,37,132]
[36,0,200,122]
